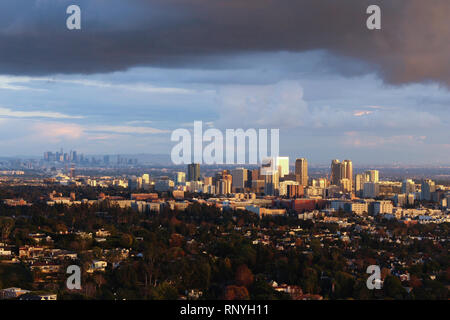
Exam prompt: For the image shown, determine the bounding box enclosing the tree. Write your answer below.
[151,282,179,300]
[224,285,249,300]
[120,233,133,248]
[383,275,406,299]
[0,217,14,240]
[235,264,254,287]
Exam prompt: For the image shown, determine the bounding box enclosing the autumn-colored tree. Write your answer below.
[381,267,391,280]
[224,285,249,300]
[409,275,422,288]
[235,264,254,287]
[169,233,184,247]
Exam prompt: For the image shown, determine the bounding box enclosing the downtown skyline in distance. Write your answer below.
[2,148,450,168]
[0,1,449,165]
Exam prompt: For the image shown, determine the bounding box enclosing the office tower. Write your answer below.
[174,172,186,185]
[331,159,352,190]
[252,179,265,194]
[355,173,367,195]
[340,178,352,193]
[421,179,436,201]
[128,176,141,190]
[342,160,353,189]
[264,170,279,196]
[203,176,213,186]
[142,174,150,185]
[365,170,379,183]
[246,169,253,188]
[222,171,233,194]
[295,158,308,187]
[251,168,261,181]
[231,168,248,192]
[187,163,201,181]
[331,159,343,186]
[276,157,290,178]
[103,155,110,165]
[44,151,53,161]
[69,150,77,162]
[363,182,379,198]
[214,170,232,195]
[287,184,303,198]
[401,179,415,194]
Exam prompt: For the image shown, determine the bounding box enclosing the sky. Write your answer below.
[0,0,449,165]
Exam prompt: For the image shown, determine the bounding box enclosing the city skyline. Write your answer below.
[3,148,450,168]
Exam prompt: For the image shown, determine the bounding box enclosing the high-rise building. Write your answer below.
[214,170,232,195]
[203,176,213,186]
[231,168,248,192]
[264,170,279,196]
[331,159,352,191]
[363,182,379,198]
[276,157,290,178]
[340,178,352,193]
[142,174,150,185]
[174,172,186,185]
[421,179,436,201]
[245,169,253,189]
[355,173,367,195]
[331,159,343,186]
[342,160,353,189]
[287,184,303,198]
[44,151,53,161]
[401,179,415,194]
[187,163,201,181]
[365,170,379,183]
[295,158,308,187]
[251,168,261,181]
[128,176,142,190]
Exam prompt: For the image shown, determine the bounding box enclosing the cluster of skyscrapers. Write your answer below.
[171,157,312,197]
[44,149,80,163]
[43,150,137,166]
[120,156,447,208]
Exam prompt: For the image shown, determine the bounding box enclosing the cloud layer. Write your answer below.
[0,0,449,86]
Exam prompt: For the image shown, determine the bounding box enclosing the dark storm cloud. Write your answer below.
[0,0,449,86]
